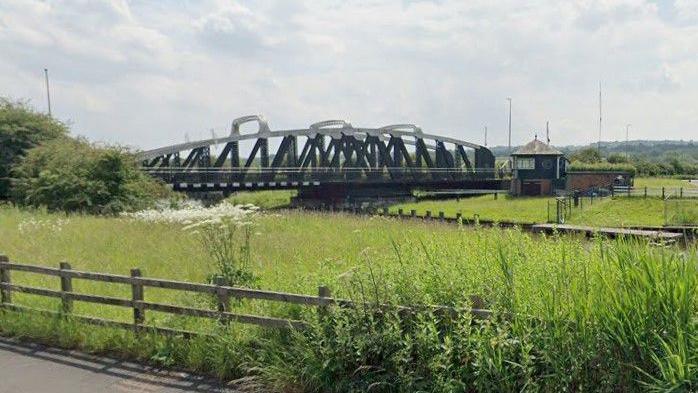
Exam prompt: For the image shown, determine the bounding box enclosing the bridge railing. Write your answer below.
[141,167,505,185]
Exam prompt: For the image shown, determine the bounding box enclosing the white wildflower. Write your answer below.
[122,200,258,226]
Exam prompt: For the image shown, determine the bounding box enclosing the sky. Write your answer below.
[1,0,697,151]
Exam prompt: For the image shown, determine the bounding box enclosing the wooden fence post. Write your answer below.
[438,211,445,221]
[0,255,10,305]
[318,285,331,319]
[680,187,683,198]
[59,262,73,314]
[214,276,230,321]
[425,210,432,218]
[130,269,144,331]
[456,212,462,221]
[662,187,665,199]
[410,209,416,217]
[398,208,404,216]
[644,187,647,198]
[382,207,389,216]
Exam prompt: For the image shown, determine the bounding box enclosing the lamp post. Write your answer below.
[625,124,631,159]
[506,97,512,153]
[44,68,52,117]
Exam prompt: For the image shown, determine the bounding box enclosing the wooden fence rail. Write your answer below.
[0,258,490,338]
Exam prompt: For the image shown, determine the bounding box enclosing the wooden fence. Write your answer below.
[0,256,490,337]
[613,186,698,199]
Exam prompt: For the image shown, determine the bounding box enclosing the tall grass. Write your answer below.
[258,239,698,392]
[0,206,696,391]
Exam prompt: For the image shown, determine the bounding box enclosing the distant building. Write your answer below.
[510,137,567,196]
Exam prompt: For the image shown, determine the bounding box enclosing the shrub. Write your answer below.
[11,137,170,214]
[568,161,637,176]
[569,148,602,164]
[607,153,629,164]
[0,98,68,199]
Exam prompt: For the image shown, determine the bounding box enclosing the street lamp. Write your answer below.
[44,68,52,117]
[506,97,512,153]
[625,124,631,159]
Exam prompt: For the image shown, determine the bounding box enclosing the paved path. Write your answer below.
[0,337,241,393]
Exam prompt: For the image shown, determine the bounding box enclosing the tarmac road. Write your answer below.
[0,337,240,393]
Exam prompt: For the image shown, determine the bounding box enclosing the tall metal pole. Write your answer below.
[44,68,52,117]
[506,97,512,153]
[484,125,488,146]
[598,81,602,153]
[625,124,631,159]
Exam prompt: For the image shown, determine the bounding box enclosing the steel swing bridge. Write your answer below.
[138,115,504,197]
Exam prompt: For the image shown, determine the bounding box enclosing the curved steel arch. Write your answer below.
[139,118,486,160]
[230,115,270,137]
[139,115,496,186]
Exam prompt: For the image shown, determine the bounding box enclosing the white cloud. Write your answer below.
[0,0,696,150]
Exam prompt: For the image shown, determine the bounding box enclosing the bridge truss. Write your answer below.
[138,115,499,192]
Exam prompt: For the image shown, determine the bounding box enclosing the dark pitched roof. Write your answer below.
[511,139,563,156]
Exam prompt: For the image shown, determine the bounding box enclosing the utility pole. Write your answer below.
[625,124,631,159]
[506,97,512,153]
[44,68,52,117]
[546,121,550,144]
[484,125,488,146]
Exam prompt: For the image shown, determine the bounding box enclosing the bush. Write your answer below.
[568,161,637,176]
[607,153,629,164]
[569,148,602,164]
[11,138,170,214]
[0,98,68,199]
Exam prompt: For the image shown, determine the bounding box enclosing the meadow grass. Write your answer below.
[391,195,554,223]
[635,176,698,189]
[565,197,668,227]
[1,205,697,391]
[226,190,296,209]
[392,194,696,227]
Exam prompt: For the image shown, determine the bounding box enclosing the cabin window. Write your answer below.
[515,157,535,170]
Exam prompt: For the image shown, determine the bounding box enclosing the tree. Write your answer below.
[0,98,68,198]
[11,138,171,214]
[607,153,629,164]
[569,148,602,164]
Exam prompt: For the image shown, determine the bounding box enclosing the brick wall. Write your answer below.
[566,171,632,192]
[511,179,553,196]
